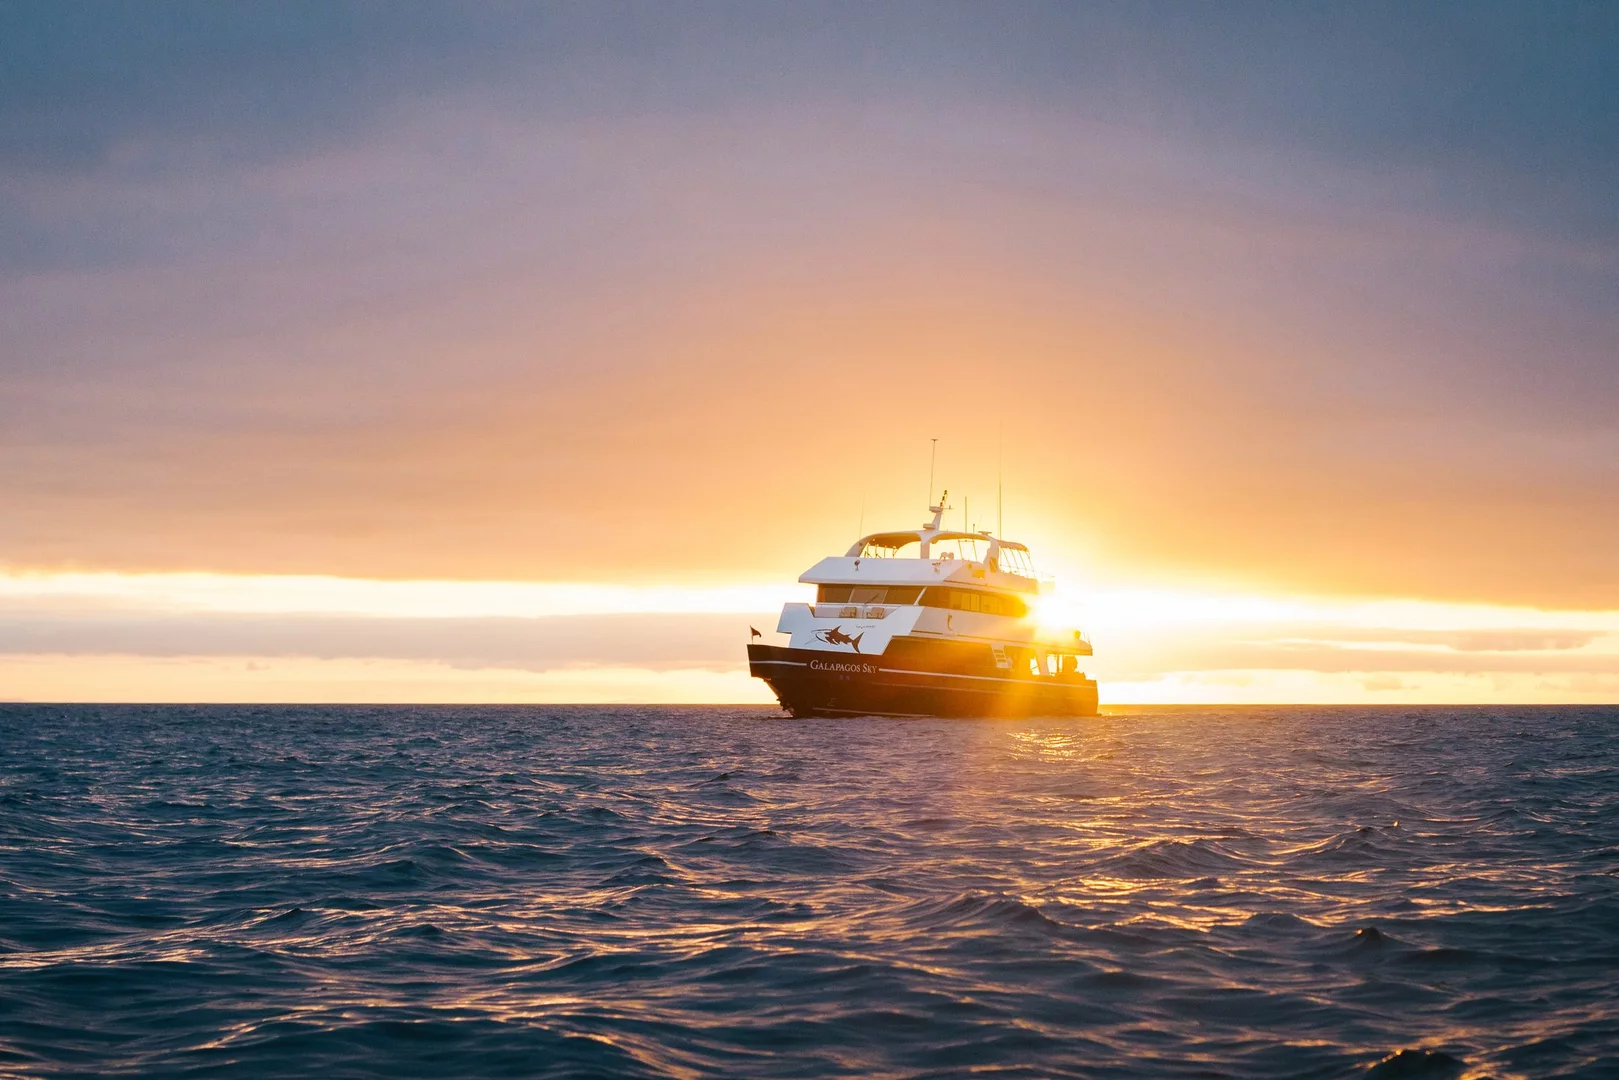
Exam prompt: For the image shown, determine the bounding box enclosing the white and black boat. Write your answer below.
[748,495,1098,717]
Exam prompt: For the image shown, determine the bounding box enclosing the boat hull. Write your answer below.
[748,642,1099,718]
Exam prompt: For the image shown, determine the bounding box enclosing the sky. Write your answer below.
[3,2,1617,703]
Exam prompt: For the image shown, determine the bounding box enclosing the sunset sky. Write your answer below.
[4,2,1617,703]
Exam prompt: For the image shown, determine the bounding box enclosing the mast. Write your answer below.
[927,437,938,509]
[997,426,1004,537]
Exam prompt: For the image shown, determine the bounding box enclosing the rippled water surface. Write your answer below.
[2,705,1616,1078]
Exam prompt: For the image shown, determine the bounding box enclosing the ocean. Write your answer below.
[1,704,1615,1078]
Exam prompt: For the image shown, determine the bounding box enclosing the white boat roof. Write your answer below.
[798,556,1040,593]
[799,493,1042,593]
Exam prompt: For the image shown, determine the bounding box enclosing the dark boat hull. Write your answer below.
[748,642,1099,718]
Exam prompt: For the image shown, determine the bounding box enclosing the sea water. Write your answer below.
[1,704,1615,1078]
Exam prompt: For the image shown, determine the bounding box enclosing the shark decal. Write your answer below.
[814,625,866,652]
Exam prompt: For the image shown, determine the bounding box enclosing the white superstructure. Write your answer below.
[773,493,1092,677]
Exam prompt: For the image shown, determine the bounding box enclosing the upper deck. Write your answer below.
[798,495,1048,594]
[780,493,1090,655]
[799,552,1041,593]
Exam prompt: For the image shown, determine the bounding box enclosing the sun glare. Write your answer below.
[2,568,1616,704]
[1028,589,1088,637]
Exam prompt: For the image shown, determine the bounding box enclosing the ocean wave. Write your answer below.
[1,703,1616,1078]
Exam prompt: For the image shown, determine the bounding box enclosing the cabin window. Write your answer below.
[1028,656,1041,677]
[980,593,1027,617]
[858,537,922,559]
[928,536,987,562]
[818,584,922,605]
[1046,653,1059,676]
[995,546,1036,578]
[919,587,1027,618]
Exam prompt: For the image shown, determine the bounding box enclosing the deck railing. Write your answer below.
[811,603,895,620]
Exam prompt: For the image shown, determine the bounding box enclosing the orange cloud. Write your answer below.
[3,106,1615,611]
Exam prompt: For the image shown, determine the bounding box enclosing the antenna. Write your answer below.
[927,437,938,508]
[997,425,1004,537]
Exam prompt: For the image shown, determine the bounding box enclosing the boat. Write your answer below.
[748,493,1099,717]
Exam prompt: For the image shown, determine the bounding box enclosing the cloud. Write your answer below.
[2,4,1617,609]
[0,611,759,672]
[1351,629,1601,653]
[29,7,1619,150]
[0,653,769,705]
[2,569,1615,703]
[6,4,1617,242]
[1094,622,1619,682]
[3,603,1615,685]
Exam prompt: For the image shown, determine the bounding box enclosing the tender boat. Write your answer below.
[748,494,1099,717]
